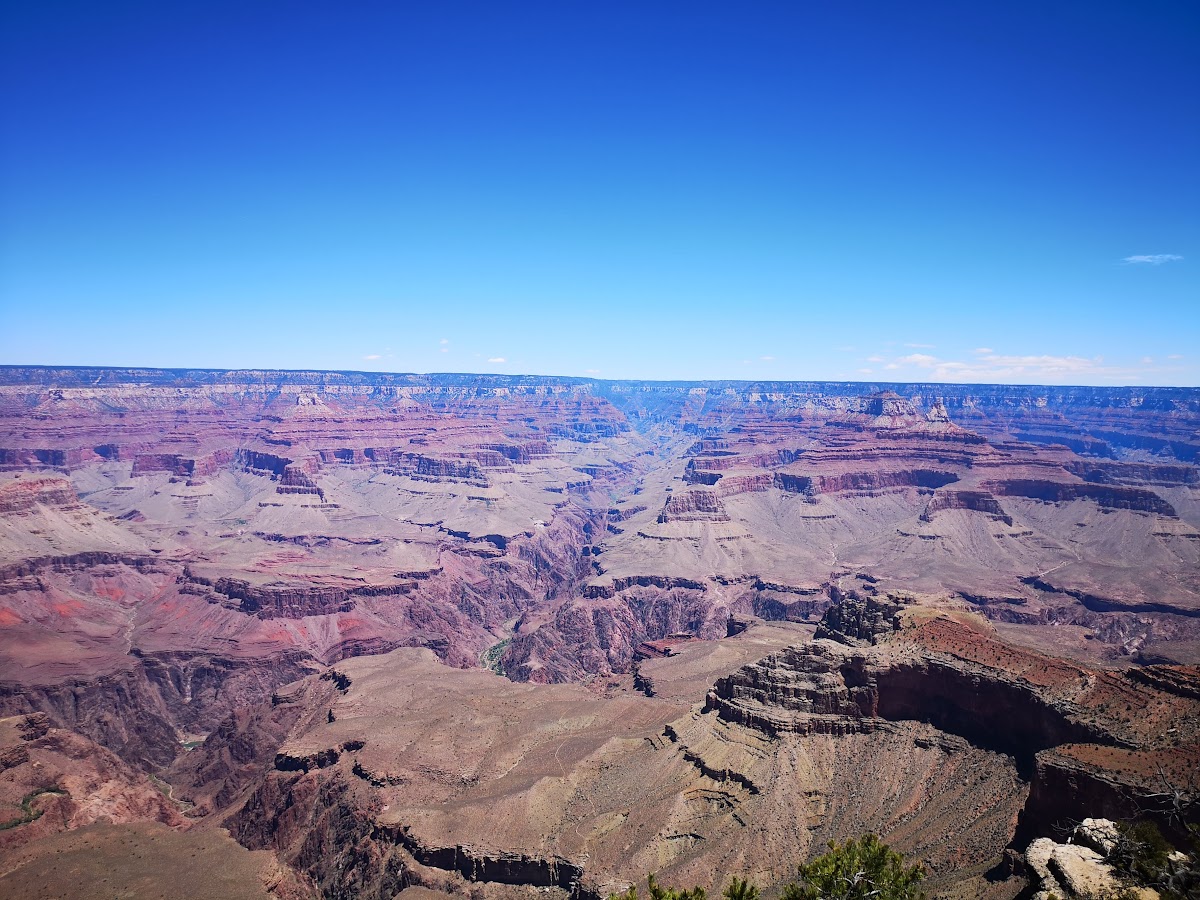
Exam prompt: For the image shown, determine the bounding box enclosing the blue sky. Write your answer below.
[2,1,1197,384]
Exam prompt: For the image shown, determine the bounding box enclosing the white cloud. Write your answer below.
[973,347,994,355]
[875,349,1179,384]
[440,338,449,344]
[1123,254,1183,265]
[487,357,506,363]
[363,354,382,360]
[866,355,885,363]
[760,355,775,361]
[904,342,935,349]
[585,368,601,375]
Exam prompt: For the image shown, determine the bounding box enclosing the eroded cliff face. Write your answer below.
[0,713,184,853]
[228,770,590,900]
[203,613,1177,897]
[15,601,1188,900]
[0,645,315,769]
[707,615,1200,844]
[0,477,82,514]
[504,581,727,683]
[184,642,1031,898]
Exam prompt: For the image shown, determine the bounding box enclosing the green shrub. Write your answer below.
[607,874,708,900]
[605,836,923,900]
[609,873,765,900]
[722,877,758,900]
[1110,820,1173,884]
[781,834,925,900]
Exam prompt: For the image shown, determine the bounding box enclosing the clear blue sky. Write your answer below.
[2,1,1197,384]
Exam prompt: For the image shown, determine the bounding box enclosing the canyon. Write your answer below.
[0,366,1198,899]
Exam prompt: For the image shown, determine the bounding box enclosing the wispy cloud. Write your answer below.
[439,338,449,344]
[1123,254,1183,265]
[904,342,935,349]
[866,355,885,363]
[363,354,382,360]
[487,357,506,363]
[760,355,775,361]
[585,368,600,375]
[973,348,994,355]
[873,349,1186,384]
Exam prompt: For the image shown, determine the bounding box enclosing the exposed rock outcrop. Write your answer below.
[0,713,183,852]
[814,593,904,645]
[0,651,313,770]
[1023,819,1167,900]
[212,577,355,619]
[707,618,1200,843]
[987,478,1176,517]
[0,478,81,514]
[920,489,1013,526]
[657,490,730,523]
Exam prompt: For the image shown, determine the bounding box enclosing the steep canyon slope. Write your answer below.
[0,367,1198,898]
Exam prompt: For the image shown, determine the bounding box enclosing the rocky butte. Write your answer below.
[0,366,1197,899]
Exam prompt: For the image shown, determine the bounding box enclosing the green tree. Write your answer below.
[648,874,706,900]
[1107,820,1200,900]
[781,834,925,900]
[608,875,707,900]
[721,877,758,900]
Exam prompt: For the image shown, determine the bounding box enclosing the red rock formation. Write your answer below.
[0,478,81,514]
[920,489,1013,526]
[0,713,183,851]
[985,478,1176,516]
[657,490,730,523]
[413,455,486,483]
[211,577,354,618]
[707,616,1200,845]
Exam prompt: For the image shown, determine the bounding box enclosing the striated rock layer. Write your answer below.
[1,367,1199,897]
[143,613,1192,900]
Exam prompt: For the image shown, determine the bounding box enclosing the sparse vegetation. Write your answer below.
[722,877,758,900]
[782,835,925,900]
[607,837,922,900]
[0,787,66,830]
[480,638,512,675]
[320,669,352,692]
[609,873,759,900]
[1106,820,1200,900]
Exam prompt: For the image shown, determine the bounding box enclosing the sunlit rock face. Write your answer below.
[0,367,1198,898]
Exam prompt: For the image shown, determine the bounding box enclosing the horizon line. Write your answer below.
[1,363,1198,392]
